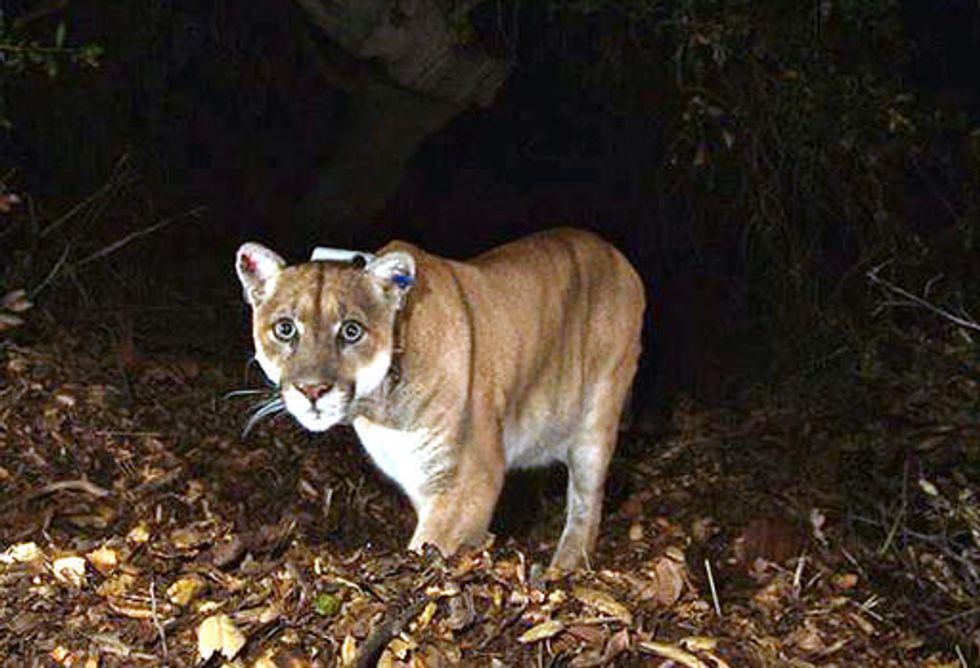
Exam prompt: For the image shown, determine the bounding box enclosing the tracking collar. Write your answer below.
[310,246,376,265]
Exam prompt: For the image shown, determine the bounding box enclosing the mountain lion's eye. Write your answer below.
[339,320,364,344]
[272,318,297,342]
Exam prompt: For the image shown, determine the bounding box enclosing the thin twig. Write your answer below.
[877,457,909,555]
[0,43,80,55]
[792,550,807,599]
[954,644,968,668]
[323,485,335,519]
[868,265,980,333]
[923,606,980,630]
[39,155,136,239]
[853,515,980,583]
[29,242,71,299]
[12,0,70,31]
[477,601,528,650]
[149,580,168,660]
[0,478,111,512]
[704,558,722,617]
[75,206,206,268]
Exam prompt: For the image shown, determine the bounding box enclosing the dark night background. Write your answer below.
[1,1,980,664]
[0,1,973,403]
[2,0,978,410]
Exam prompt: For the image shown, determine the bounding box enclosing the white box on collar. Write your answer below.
[310,247,377,264]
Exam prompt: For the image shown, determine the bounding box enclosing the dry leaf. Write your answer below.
[340,634,358,665]
[445,589,475,630]
[620,492,651,518]
[168,575,206,606]
[722,129,735,149]
[171,525,209,550]
[833,573,859,591]
[566,624,605,644]
[388,635,417,659]
[52,556,87,587]
[600,628,631,662]
[197,613,246,661]
[787,620,826,654]
[752,575,792,615]
[918,478,939,496]
[628,523,645,541]
[0,541,41,564]
[49,646,72,664]
[737,516,802,565]
[86,546,118,574]
[681,636,717,651]
[1,289,31,312]
[0,289,31,333]
[641,553,687,606]
[415,600,438,630]
[377,650,395,668]
[518,619,565,643]
[253,653,278,668]
[568,647,605,668]
[97,573,136,597]
[693,142,709,167]
[637,640,709,668]
[0,192,20,213]
[106,598,156,620]
[0,312,24,331]
[681,636,733,668]
[850,611,877,636]
[127,522,150,544]
[573,586,633,624]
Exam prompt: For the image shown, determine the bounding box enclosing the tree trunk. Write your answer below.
[294,0,506,231]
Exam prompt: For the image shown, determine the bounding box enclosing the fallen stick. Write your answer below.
[355,595,430,668]
[0,478,111,513]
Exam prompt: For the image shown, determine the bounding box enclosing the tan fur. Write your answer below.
[236,228,645,569]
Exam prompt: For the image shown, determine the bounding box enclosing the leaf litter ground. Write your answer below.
[0,326,976,667]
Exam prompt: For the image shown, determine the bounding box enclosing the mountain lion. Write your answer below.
[235,228,645,569]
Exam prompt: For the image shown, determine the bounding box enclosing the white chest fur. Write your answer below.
[351,416,447,510]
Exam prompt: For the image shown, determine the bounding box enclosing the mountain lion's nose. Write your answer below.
[296,383,332,402]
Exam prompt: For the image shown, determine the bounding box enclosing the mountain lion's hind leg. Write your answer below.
[551,371,635,571]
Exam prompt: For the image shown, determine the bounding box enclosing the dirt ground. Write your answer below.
[0,317,976,667]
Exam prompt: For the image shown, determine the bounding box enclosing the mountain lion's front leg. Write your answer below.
[408,445,504,556]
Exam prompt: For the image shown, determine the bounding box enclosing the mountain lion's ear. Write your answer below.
[366,251,416,298]
[236,242,286,306]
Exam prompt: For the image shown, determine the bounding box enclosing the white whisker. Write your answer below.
[242,397,286,437]
[222,388,271,401]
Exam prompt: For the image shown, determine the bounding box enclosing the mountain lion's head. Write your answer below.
[235,243,415,432]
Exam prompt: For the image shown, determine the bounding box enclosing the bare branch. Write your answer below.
[11,0,70,31]
[29,242,71,299]
[867,265,980,333]
[75,206,206,268]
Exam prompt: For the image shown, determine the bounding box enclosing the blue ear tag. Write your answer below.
[392,274,414,289]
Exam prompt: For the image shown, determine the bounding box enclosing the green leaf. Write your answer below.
[313,592,340,616]
[79,43,103,67]
[55,22,66,48]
